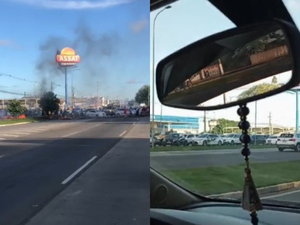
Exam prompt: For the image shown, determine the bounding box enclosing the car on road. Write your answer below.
[85,110,106,118]
[276,133,300,152]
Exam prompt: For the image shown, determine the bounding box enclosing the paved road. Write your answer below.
[261,187,300,203]
[0,117,149,225]
[150,148,300,170]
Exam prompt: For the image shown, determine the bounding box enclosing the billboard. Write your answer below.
[56,47,80,67]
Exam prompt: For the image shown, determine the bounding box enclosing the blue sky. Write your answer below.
[0,0,149,101]
[151,0,300,129]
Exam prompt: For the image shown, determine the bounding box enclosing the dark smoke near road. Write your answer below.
[35,21,120,95]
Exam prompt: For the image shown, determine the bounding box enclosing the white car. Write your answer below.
[193,134,223,146]
[86,110,106,117]
[265,135,278,145]
[276,133,300,152]
[222,134,241,145]
[115,109,130,116]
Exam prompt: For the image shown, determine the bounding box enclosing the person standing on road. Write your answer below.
[124,107,127,118]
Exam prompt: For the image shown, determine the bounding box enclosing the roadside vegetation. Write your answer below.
[151,144,275,152]
[162,160,300,195]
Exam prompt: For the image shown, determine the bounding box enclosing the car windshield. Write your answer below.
[150,0,300,206]
[198,135,208,138]
[280,133,294,138]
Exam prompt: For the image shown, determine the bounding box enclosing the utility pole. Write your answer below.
[72,87,75,108]
[268,112,272,135]
[203,110,207,133]
[96,82,99,109]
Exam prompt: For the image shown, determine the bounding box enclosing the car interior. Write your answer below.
[150,0,300,224]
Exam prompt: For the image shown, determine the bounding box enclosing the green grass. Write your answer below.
[0,118,40,125]
[151,144,275,152]
[161,161,300,195]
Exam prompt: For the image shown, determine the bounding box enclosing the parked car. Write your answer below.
[222,134,241,145]
[85,110,106,117]
[250,135,267,145]
[193,134,223,146]
[265,135,278,145]
[162,133,181,146]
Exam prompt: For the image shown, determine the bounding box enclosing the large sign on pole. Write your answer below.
[56,47,80,67]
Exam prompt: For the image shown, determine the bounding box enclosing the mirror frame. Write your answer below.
[156,19,300,111]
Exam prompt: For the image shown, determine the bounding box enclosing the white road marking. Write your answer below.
[62,131,79,138]
[61,156,97,185]
[11,132,30,135]
[261,189,300,199]
[133,122,136,125]
[1,134,19,137]
[62,124,102,138]
[119,131,127,137]
[0,155,5,158]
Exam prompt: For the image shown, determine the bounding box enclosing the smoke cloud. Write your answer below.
[35,21,121,96]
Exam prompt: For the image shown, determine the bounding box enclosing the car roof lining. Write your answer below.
[150,0,295,26]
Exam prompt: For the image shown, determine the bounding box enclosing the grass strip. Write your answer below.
[161,160,300,195]
[151,144,274,152]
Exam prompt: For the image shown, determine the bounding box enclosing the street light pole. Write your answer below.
[151,5,172,148]
[286,89,299,132]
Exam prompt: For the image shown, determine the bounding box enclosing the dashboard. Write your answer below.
[150,202,300,225]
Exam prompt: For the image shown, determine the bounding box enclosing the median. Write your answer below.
[160,160,300,196]
[0,118,40,126]
[151,144,275,152]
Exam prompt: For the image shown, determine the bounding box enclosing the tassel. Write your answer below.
[241,165,263,212]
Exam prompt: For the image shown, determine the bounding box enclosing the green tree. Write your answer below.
[211,118,240,134]
[38,91,60,116]
[237,83,280,100]
[7,100,27,118]
[135,85,150,105]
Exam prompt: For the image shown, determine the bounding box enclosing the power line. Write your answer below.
[0,73,38,84]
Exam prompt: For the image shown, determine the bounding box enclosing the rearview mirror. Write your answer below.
[156,20,300,110]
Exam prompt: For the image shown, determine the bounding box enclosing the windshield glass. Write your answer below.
[280,133,294,138]
[151,0,300,206]
[198,135,208,138]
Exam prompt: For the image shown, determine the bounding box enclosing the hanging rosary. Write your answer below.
[237,104,263,225]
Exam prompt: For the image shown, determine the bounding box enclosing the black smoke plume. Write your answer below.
[35,21,121,96]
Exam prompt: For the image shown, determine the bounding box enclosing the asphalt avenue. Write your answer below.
[0,117,149,225]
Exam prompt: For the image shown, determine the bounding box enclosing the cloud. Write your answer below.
[130,19,148,33]
[0,40,12,46]
[9,0,134,10]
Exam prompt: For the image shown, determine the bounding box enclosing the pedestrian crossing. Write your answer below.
[0,122,76,141]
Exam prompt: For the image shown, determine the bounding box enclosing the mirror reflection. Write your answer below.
[159,23,293,108]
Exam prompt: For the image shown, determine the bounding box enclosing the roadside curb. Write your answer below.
[208,181,300,199]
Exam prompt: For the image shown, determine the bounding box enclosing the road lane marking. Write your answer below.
[62,131,79,138]
[261,189,300,199]
[133,122,136,125]
[119,131,127,137]
[62,124,102,138]
[0,155,5,158]
[1,134,19,137]
[61,156,97,185]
